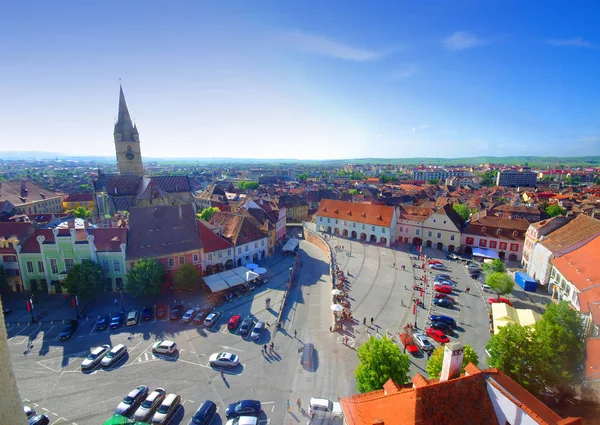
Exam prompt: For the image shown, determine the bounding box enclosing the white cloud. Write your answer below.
[391,64,418,79]
[546,37,596,48]
[411,125,429,132]
[443,31,486,51]
[283,31,389,61]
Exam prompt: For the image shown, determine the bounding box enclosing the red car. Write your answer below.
[428,259,443,265]
[156,304,167,319]
[434,285,452,293]
[489,297,512,307]
[426,328,450,344]
[433,293,456,303]
[228,315,241,330]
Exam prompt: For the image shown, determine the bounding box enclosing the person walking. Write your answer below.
[294,329,297,338]
[263,344,268,353]
[270,341,274,352]
[345,336,348,345]
[221,371,225,380]
[296,397,302,411]
[370,317,374,325]
[363,317,366,325]
[286,400,290,412]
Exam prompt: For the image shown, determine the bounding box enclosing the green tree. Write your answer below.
[69,206,92,219]
[63,260,106,300]
[198,206,219,221]
[349,189,358,195]
[428,179,439,185]
[175,264,199,291]
[296,173,309,181]
[237,181,259,191]
[486,324,544,394]
[426,344,479,378]
[126,258,165,298]
[355,336,410,393]
[546,204,566,217]
[477,171,497,186]
[482,259,506,275]
[379,173,395,183]
[485,272,514,299]
[453,204,471,221]
[78,183,91,192]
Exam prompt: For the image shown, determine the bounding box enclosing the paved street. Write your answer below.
[6,229,552,425]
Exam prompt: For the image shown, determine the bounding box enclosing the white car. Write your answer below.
[152,340,177,355]
[429,263,447,270]
[209,352,239,368]
[81,344,111,369]
[180,307,200,324]
[203,312,222,328]
[413,332,434,352]
[308,397,343,419]
[23,406,36,419]
[250,321,265,341]
[225,417,258,425]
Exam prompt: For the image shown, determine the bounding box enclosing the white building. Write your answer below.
[396,204,464,252]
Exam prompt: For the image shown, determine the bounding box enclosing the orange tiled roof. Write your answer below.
[316,200,395,227]
[551,235,600,292]
[540,214,600,253]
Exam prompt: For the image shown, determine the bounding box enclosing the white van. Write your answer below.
[126,310,139,326]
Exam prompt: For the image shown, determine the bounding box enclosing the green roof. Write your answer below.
[102,414,148,425]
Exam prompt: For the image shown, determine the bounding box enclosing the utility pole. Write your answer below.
[25,295,35,323]
[71,295,79,319]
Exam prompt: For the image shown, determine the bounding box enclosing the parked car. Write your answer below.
[28,414,50,425]
[481,284,492,292]
[95,315,110,331]
[435,273,453,280]
[300,343,315,367]
[428,259,444,265]
[189,400,217,425]
[412,332,434,351]
[433,298,453,309]
[433,293,456,303]
[101,344,128,368]
[470,270,481,279]
[151,393,181,425]
[142,306,153,321]
[110,312,125,329]
[430,321,454,335]
[115,385,149,417]
[58,319,79,340]
[152,340,178,355]
[434,280,457,288]
[308,398,343,419]
[126,310,140,326]
[81,344,111,369]
[429,315,457,328]
[489,297,512,306]
[426,328,450,344]
[429,263,447,270]
[192,308,213,325]
[434,285,452,294]
[228,315,241,330]
[250,321,265,341]
[169,304,184,321]
[225,400,261,419]
[239,317,254,337]
[180,307,201,324]
[23,406,36,419]
[225,417,257,425]
[156,304,167,319]
[203,311,222,328]
[466,261,481,270]
[3,307,12,316]
[133,388,166,422]
[209,352,239,368]
[447,253,460,260]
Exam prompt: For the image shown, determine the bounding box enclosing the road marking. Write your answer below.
[220,345,244,352]
[16,323,42,344]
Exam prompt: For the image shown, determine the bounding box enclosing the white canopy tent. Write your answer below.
[202,274,230,293]
[283,238,300,253]
[231,266,259,282]
[203,267,259,293]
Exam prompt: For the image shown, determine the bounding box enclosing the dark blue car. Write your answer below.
[142,307,153,321]
[95,315,110,331]
[225,400,261,419]
[428,315,457,328]
[110,312,124,329]
[189,400,217,425]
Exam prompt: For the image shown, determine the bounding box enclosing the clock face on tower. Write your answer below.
[125,146,135,160]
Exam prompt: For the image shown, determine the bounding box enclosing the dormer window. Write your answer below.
[481,226,487,233]
[512,230,518,237]
[496,228,502,235]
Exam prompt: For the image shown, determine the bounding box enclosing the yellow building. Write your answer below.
[62,193,95,211]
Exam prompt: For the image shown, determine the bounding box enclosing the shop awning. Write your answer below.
[472,247,500,259]
[283,238,300,252]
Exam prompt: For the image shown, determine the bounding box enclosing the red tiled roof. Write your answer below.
[87,228,127,252]
[463,213,530,240]
[209,212,268,246]
[197,219,233,253]
[20,229,55,253]
[551,235,600,292]
[0,222,32,253]
[540,214,600,253]
[317,200,395,227]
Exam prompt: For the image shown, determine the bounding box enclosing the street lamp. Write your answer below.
[25,295,35,323]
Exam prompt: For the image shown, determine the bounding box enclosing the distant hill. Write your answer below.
[1,152,598,167]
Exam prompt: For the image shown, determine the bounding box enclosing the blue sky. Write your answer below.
[1,1,599,159]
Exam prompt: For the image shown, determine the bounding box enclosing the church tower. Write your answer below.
[114,86,144,175]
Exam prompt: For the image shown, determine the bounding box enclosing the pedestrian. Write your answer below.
[263,344,268,353]
[370,317,374,325]
[294,329,297,338]
[296,397,302,411]
[286,400,291,412]
[221,371,225,380]
[363,317,366,325]
[392,262,395,268]
[345,336,348,345]
[270,341,274,352]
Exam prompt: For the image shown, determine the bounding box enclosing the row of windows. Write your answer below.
[26,258,124,275]
[322,217,386,233]
[101,259,122,273]
[464,238,519,251]
[398,227,456,241]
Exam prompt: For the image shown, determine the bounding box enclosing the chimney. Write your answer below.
[21,179,27,192]
[440,342,464,382]
[178,204,182,219]
[67,219,75,229]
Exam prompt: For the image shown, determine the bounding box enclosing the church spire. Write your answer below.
[114,85,139,142]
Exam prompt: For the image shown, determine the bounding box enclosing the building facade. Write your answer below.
[522,216,570,270]
[396,204,463,251]
[0,223,32,292]
[62,193,95,212]
[315,199,396,247]
[0,180,63,215]
[496,168,537,187]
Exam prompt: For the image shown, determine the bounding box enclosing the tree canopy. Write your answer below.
[453,204,471,221]
[237,181,259,191]
[379,173,395,183]
[482,259,506,275]
[198,206,220,221]
[426,344,479,378]
[125,258,165,297]
[68,206,92,219]
[296,173,309,181]
[486,301,584,395]
[348,189,359,195]
[355,336,410,393]
[485,272,514,298]
[175,264,199,291]
[0,265,8,293]
[546,204,567,217]
[63,259,106,300]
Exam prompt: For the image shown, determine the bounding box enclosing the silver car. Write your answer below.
[133,388,166,422]
[81,345,111,370]
[250,321,265,341]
